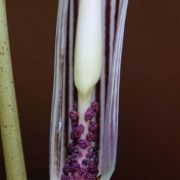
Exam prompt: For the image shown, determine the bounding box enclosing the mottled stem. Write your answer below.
[0,0,27,179]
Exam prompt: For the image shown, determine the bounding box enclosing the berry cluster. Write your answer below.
[61,102,99,180]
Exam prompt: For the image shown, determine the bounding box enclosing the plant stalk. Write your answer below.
[0,0,27,179]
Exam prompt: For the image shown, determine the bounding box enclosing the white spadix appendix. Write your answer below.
[50,0,129,180]
[74,0,102,96]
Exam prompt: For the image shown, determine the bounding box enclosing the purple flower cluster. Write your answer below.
[79,160,98,180]
[78,139,90,149]
[85,102,99,121]
[62,145,98,179]
[71,124,84,140]
[91,101,99,113]
[86,147,99,164]
[63,156,80,174]
[67,144,82,158]
[89,121,98,133]
[69,110,79,128]
[61,101,99,180]
[79,167,97,180]
[85,107,95,121]
[86,132,97,142]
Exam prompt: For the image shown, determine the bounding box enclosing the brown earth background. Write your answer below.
[1,0,180,179]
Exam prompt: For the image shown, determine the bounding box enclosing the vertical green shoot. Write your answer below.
[0,0,27,179]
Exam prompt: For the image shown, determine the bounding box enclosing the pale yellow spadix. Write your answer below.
[74,0,102,96]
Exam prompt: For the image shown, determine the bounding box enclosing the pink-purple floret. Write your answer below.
[91,102,99,113]
[89,121,98,133]
[78,139,90,149]
[62,102,99,180]
[71,124,84,140]
[69,110,79,127]
[86,132,97,142]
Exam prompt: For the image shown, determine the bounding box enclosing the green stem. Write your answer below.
[0,0,27,179]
